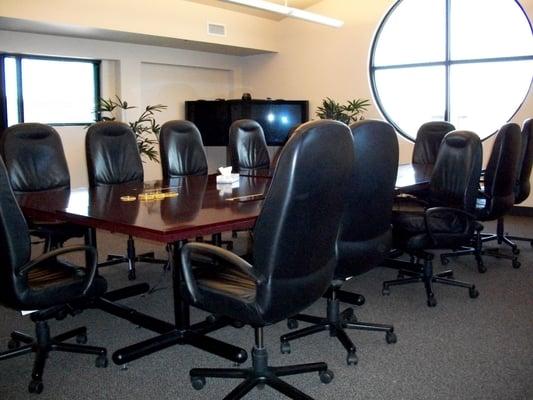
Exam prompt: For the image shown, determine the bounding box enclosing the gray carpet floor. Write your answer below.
[0,216,532,400]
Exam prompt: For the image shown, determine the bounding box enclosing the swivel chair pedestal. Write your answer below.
[1,312,107,394]
[383,252,479,307]
[191,327,333,400]
[281,285,396,365]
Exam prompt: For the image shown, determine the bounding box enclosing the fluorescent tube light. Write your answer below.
[288,8,344,28]
[221,0,344,28]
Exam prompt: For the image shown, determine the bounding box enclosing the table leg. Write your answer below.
[171,240,190,328]
[84,227,97,267]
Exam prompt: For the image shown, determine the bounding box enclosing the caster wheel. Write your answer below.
[427,296,437,307]
[477,263,487,273]
[342,308,355,321]
[353,295,365,307]
[346,352,358,366]
[128,270,136,281]
[382,287,390,296]
[230,320,245,328]
[28,380,43,394]
[319,369,334,384]
[7,339,21,350]
[287,319,299,330]
[385,331,397,344]
[469,287,479,299]
[441,256,449,266]
[206,314,218,324]
[76,333,88,344]
[191,376,206,390]
[512,247,520,255]
[95,355,108,368]
[280,341,291,354]
[512,260,521,269]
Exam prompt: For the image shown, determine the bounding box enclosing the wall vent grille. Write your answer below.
[208,23,226,37]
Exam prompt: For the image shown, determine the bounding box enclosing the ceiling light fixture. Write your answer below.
[221,0,344,28]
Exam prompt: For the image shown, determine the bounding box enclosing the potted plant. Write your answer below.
[316,97,370,125]
[94,96,167,162]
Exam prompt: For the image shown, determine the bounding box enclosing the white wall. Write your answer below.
[0,30,247,185]
[140,62,234,173]
[0,0,279,53]
[241,0,533,207]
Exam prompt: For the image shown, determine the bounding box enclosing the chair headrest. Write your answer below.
[6,123,57,140]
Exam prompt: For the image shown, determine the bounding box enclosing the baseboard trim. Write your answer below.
[509,206,533,217]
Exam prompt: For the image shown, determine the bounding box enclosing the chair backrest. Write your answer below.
[252,120,354,323]
[515,118,533,204]
[0,157,32,309]
[0,123,70,193]
[228,119,270,173]
[159,120,208,178]
[428,131,482,213]
[412,121,456,165]
[481,123,522,218]
[336,120,399,278]
[85,121,144,187]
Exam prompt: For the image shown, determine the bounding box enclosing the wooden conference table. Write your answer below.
[15,164,431,365]
[241,163,433,191]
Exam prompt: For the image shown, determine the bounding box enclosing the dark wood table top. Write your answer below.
[395,163,433,191]
[17,175,269,243]
[18,164,432,243]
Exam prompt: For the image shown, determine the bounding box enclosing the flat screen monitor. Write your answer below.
[185,99,309,146]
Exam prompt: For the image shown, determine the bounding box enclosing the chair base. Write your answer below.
[280,291,396,365]
[382,256,479,307]
[506,234,533,247]
[98,235,167,280]
[440,219,520,270]
[0,321,107,394]
[190,328,332,400]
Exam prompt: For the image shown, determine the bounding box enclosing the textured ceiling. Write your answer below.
[184,0,323,20]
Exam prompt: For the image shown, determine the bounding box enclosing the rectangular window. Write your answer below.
[1,54,100,128]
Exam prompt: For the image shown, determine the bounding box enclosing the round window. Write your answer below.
[370,0,533,141]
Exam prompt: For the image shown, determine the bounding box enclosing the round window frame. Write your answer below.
[368,0,533,143]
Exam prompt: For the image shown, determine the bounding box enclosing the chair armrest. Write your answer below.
[180,242,257,304]
[424,206,476,244]
[18,245,98,296]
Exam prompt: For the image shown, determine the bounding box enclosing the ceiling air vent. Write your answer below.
[208,23,226,37]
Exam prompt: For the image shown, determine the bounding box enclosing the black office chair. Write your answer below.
[160,120,209,177]
[0,123,88,251]
[440,123,522,270]
[500,118,533,247]
[412,121,456,165]
[383,131,482,307]
[159,120,233,249]
[399,121,456,199]
[228,119,270,174]
[0,157,108,394]
[280,120,398,365]
[85,121,165,280]
[180,119,354,399]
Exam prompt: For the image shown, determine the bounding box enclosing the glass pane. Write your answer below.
[373,0,446,66]
[21,59,96,124]
[451,0,533,60]
[374,66,446,140]
[449,60,533,139]
[4,57,19,126]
